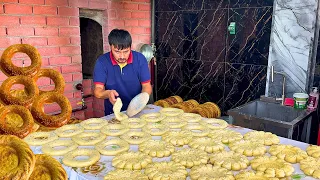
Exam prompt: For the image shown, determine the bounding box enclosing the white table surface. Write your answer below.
[30,104,317,180]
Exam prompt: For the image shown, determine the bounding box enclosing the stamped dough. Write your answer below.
[145,162,187,180]
[139,140,175,157]
[244,131,280,146]
[269,144,308,163]
[190,164,235,180]
[209,151,249,171]
[171,148,208,168]
[112,151,152,170]
[162,130,193,146]
[229,140,267,157]
[188,137,225,153]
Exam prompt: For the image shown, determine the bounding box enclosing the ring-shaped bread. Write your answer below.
[306,145,320,158]
[208,129,243,144]
[104,169,148,180]
[0,135,35,179]
[100,124,129,136]
[188,137,225,153]
[0,105,34,138]
[62,148,101,167]
[190,164,234,180]
[95,138,130,156]
[120,131,151,145]
[72,132,106,146]
[244,131,280,146]
[200,118,228,130]
[0,44,41,77]
[300,156,320,179]
[269,144,308,163]
[121,118,146,129]
[160,108,184,116]
[31,92,72,127]
[33,69,65,95]
[162,116,187,128]
[178,113,202,122]
[54,124,84,137]
[140,112,166,122]
[229,140,267,157]
[182,124,210,137]
[24,132,59,146]
[139,140,175,157]
[209,151,250,171]
[235,170,280,180]
[162,130,193,146]
[29,154,67,180]
[41,139,78,156]
[0,76,39,107]
[142,123,169,136]
[250,156,294,178]
[145,162,187,180]
[79,118,107,130]
[112,151,152,170]
[171,148,208,168]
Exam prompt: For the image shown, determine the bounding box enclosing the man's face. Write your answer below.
[111,45,131,64]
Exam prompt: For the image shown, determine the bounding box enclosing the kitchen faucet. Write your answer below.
[271,66,286,105]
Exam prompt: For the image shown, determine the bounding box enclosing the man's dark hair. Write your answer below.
[108,29,132,50]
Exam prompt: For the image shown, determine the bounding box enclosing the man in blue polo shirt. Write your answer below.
[93,29,152,116]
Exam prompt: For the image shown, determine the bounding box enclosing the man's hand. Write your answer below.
[108,90,119,105]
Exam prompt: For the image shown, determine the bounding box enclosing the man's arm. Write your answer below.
[94,84,118,104]
[142,82,152,95]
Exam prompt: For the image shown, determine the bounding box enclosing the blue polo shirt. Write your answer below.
[93,50,151,116]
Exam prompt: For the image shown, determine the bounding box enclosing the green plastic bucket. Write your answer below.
[293,93,309,109]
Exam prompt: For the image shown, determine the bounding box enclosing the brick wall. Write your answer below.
[0,0,151,119]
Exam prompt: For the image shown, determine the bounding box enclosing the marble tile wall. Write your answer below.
[155,0,273,112]
[266,0,318,98]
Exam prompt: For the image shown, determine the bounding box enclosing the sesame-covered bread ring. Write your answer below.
[0,105,34,138]
[31,92,72,127]
[0,44,41,77]
[33,69,65,95]
[0,76,39,108]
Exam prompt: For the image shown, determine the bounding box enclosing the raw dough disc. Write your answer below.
[306,145,320,158]
[162,130,193,146]
[139,140,175,158]
[95,138,129,156]
[190,164,235,180]
[171,148,208,168]
[208,129,243,144]
[229,140,266,157]
[145,161,187,180]
[188,137,225,153]
[269,144,308,163]
[200,118,228,130]
[209,151,249,171]
[244,131,280,146]
[300,156,320,179]
[113,98,129,121]
[104,169,148,180]
[112,151,152,170]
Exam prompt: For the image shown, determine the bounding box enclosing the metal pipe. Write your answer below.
[271,65,274,82]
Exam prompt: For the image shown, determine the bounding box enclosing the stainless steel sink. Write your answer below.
[227,99,313,142]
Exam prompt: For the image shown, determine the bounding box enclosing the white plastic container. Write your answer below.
[293,93,309,109]
[307,87,319,111]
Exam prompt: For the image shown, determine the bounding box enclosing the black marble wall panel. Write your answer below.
[155,0,273,113]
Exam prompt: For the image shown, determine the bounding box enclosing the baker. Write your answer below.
[93,29,152,116]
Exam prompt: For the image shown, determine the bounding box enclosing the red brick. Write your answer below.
[48,37,70,46]
[77,0,89,8]
[7,27,34,36]
[60,46,81,55]
[125,19,138,26]
[123,3,138,10]
[72,73,82,81]
[20,16,46,26]
[33,5,57,15]
[0,28,6,36]
[71,55,81,63]
[22,37,47,46]
[85,101,93,109]
[0,16,20,26]
[89,1,108,10]
[70,37,80,45]
[74,111,85,120]
[35,27,58,36]
[59,27,80,36]
[64,82,75,92]
[85,110,94,118]
[131,0,149,2]
[41,58,49,67]
[49,66,61,73]
[64,92,74,99]
[38,47,60,56]
[131,27,145,34]
[0,4,3,14]
[108,20,124,27]
[35,77,51,86]
[0,37,20,48]
[94,111,105,118]
[1,0,18,2]
[83,87,92,96]
[4,4,32,15]
[58,7,78,16]
[145,27,151,34]
[117,11,131,19]
[131,12,146,19]
[49,56,71,65]
[62,73,73,82]
[73,91,81,98]
[69,17,79,26]
[61,64,81,73]
[138,19,151,27]
[82,79,92,87]
[108,10,117,19]
[109,1,123,9]
[47,17,69,26]
[139,35,151,43]
[45,0,68,6]
[138,4,150,11]
[20,0,44,4]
